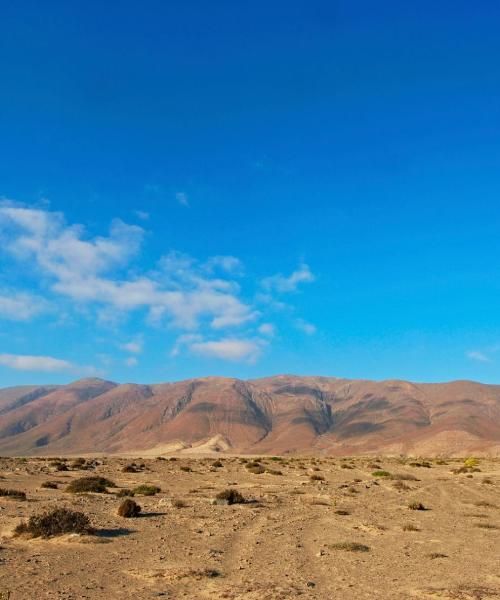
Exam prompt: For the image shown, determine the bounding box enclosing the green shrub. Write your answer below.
[372,470,391,477]
[14,508,91,538]
[132,484,160,496]
[66,476,115,494]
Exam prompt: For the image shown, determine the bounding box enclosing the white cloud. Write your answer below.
[258,322,276,337]
[466,350,492,363]
[124,356,138,367]
[294,318,316,335]
[0,290,48,321]
[0,353,96,374]
[175,192,189,206]
[134,210,150,221]
[189,337,265,363]
[120,340,143,354]
[261,263,315,293]
[0,204,255,332]
[204,255,244,275]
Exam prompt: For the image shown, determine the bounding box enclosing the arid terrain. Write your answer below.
[0,454,499,599]
[1,375,500,457]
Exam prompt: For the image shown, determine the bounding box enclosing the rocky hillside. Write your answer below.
[0,375,499,456]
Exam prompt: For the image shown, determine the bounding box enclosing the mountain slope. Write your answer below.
[0,375,499,456]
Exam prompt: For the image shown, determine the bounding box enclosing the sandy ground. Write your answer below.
[0,455,499,600]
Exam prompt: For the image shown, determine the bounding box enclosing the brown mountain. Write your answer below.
[0,375,499,456]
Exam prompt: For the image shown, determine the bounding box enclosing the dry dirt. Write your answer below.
[0,455,499,600]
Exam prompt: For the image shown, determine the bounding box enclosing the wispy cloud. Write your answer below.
[0,353,97,374]
[120,339,143,354]
[294,318,316,335]
[0,203,255,332]
[261,263,315,293]
[189,337,265,363]
[258,322,276,337]
[124,356,138,367]
[175,192,189,206]
[466,350,492,363]
[133,210,150,221]
[0,290,48,321]
[0,202,316,364]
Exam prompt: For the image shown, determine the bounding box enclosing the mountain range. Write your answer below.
[0,375,499,456]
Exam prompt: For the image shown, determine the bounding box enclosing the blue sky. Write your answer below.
[1,1,500,385]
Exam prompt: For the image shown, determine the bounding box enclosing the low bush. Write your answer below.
[215,488,245,505]
[402,523,420,531]
[0,488,26,500]
[15,508,91,538]
[41,481,58,489]
[122,464,139,473]
[247,465,265,474]
[372,470,391,478]
[132,484,160,496]
[117,499,141,518]
[115,488,134,497]
[329,542,370,552]
[66,476,115,494]
[408,501,427,511]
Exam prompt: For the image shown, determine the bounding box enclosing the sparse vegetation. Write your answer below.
[0,488,26,500]
[117,498,141,517]
[215,488,245,505]
[402,523,420,531]
[132,484,160,496]
[41,481,58,489]
[372,470,391,477]
[408,501,427,511]
[116,488,135,497]
[66,476,115,493]
[329,542,370,552]
[14,508,91,538]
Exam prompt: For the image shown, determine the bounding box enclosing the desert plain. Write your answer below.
[0,454,499,600]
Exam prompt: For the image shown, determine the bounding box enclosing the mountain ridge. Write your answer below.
[0,375,499,456]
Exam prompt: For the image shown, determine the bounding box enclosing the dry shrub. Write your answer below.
[408,501,427,511]
[117,499,141,518]
[215,488,245,505]
[247,465,265,474]
[390,473,419,481]
[66,476,115,493]
[310,474,324,481]
[329,542,369,552]
[15,508,91,538]
[393,480,411,491]
[402,523,420,531]
[41,481,58,489]
[0,488,26,500]
[116,488,134,497]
